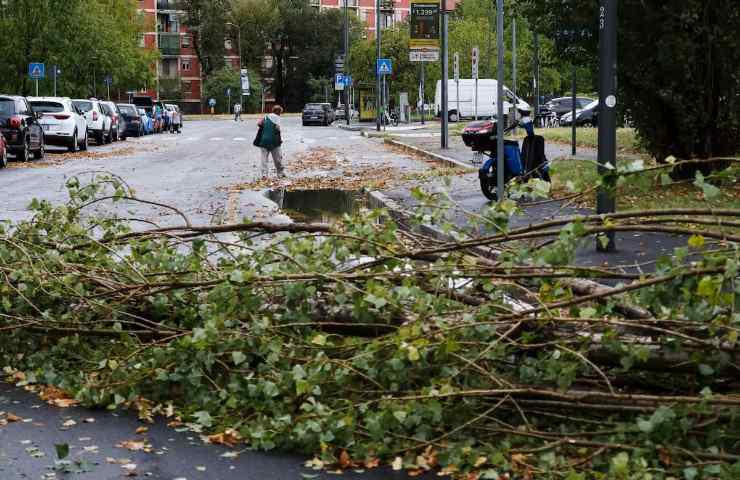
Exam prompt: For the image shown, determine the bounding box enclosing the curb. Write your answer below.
[336,124,365,132]
[383,138,475,172]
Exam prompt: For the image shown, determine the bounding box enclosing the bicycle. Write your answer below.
[381,109,399,127]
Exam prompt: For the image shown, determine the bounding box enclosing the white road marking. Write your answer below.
[233,137,247,141]
[209,137,224,141]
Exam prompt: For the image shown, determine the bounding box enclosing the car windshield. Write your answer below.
[119,105,137,115]
[74,101,93,113]
[584,100,599,110]
[30,101,65,113]
[0,99,16,117]
[305,104,323,110]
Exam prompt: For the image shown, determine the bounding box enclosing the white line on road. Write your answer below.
[233,137,247,141]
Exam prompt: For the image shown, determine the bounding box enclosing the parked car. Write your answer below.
[99,101,125,141]
[138,108,154,135]
[117,104,143,137]
[302,103,335,126]
[559,99,600,127]
[29,97,88,152]
[0,128,7,168]
[73,99,112,145]
[0,95,45,161]
[542,97,595,119]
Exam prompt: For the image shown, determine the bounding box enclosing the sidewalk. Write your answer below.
[376,138,690,274]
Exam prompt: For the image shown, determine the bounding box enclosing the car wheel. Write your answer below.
[95,130,104,145]
[68,130,79,153]
[106,129,113,144]
[0,147,7,168]
[20,138,31,162]
[449,111,459,123]
[33,137,44,160]
[80,132,88,151]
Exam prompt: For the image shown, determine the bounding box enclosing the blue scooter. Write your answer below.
[462,117,550,201]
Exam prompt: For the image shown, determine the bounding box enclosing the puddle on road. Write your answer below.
[265,189,365,223]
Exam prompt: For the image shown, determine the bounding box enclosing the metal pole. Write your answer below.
[533,33,539,125]
[376,0,382,131]
[475,77,478,120]
[344,0,350,125]
[495,0,505,202]
[53,65,57,96]
[35,79,38,97]
[420,62,425,125]
[237,26,243,110]
[597,0,618,251]
[512,18,517,132]
[107,82,111,101]
[572,64,577,156]
[382,75,387,130]
[456,79,460,122]
[441,0,448,149]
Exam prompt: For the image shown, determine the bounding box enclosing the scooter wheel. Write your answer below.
[479,174,499,201]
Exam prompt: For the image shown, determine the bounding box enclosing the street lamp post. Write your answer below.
[376,0,382,131]
[597,0,618,251]
[226,22,243,111]
[495,0,505,202]
[344,0,351,126]
[440,0,449,149]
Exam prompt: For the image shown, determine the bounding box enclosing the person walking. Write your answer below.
[254,105,285,178]
[234,102,242,122]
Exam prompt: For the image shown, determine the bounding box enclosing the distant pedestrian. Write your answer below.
[254,105,285,178]
[234,102,242,122]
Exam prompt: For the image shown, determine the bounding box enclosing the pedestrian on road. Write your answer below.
[254,105,285,178]
[234,102,242,122]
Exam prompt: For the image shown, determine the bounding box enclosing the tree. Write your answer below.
[0,0,155,98]
[523,0,740,166]
[181,0,229,78]
[202,67,261,114]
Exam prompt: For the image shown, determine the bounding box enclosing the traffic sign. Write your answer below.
[409,49,439,62]
[226,87,232,96]
[29,63,45,80]
[453,53,460,81]
[376,58,393,75]
[103,75,113,86]
[472,47,479,79]
[335,55,345,73]
[335,73,345,91]
[240,69,250,95]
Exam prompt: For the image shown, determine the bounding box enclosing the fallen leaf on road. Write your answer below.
[61,419,77,428]
[116,440,152,452]
[136,426,149,434]
[6,413,22,422]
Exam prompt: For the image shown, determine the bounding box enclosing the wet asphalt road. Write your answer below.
[0,118,434,479]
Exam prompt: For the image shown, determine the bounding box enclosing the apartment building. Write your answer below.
[137,0,239,113]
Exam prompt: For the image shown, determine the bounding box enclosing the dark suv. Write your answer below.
[0,95,44,161]
[302,103,335,126]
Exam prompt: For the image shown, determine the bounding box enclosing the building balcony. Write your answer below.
[157,0,182,11]
[159,33,181,56]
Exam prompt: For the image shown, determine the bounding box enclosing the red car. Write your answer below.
[0,131,6,168]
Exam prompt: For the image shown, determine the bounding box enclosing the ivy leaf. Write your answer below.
[311,334,326,346]
[407,346,420,362]
[698,364,714,376]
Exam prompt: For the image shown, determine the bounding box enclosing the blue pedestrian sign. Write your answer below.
[29,63,45,80]
[103,75,113,86]
[208,98,217,107]
[376,59,393,76]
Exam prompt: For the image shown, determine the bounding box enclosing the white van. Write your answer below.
[434,79,531,122]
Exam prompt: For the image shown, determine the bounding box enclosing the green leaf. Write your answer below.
[698,364,714,376]
[311,334,326,346]
[407,346,420,362]
[688,234,705,249]
[683,466,698,480]
[193,410,213,427]
[393,410,407,423]
[55,443,70,460]
[232,351,247,366]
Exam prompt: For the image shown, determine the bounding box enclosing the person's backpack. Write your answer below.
[254,115,282,149]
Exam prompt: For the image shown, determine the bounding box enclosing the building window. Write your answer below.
[139,34,145,48]
[182,35,190,47]
[181,59,192,71]
[182,81,192,94]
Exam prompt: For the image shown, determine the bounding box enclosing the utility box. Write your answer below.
[399,92,409,123]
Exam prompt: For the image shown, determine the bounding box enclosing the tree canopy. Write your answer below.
[523,0,740,162]
[0,0,155,98]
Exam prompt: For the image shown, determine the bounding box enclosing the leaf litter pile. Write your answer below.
[227,146,466,192]
[1,169,739,479]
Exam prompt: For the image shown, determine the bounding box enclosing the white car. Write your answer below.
[73,99,112,145]
[28,97,88,152]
